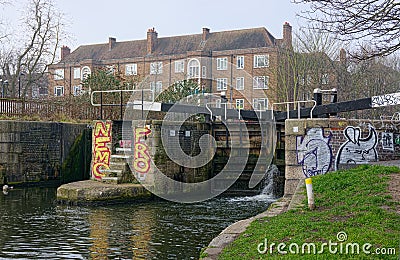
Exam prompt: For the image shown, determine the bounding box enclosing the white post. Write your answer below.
[305,178,315,210]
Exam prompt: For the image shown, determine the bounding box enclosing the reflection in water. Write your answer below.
[89,209,110,259]
[131,208,154,259]
[0,187,274,259]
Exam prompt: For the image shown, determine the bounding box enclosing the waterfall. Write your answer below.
[228,165,280,202]
[260,164,279,198]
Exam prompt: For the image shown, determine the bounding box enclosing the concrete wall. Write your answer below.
[285,118,400,195]
[0,120,88,184]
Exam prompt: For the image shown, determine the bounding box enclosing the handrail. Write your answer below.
[90,89,154,107]
[272,100,317,119]
[205,101,238,121]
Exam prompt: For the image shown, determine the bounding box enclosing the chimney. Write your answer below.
[282,22,292,47]
[147,28,158,54]
[61,46,70,60]
[202,28,210,41]
[109,37,116,51]
[339,48,347,63]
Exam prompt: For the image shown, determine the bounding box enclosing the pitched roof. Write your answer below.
[60,27,277,63]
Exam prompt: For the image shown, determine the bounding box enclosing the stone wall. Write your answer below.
[285,118,400,195]
[0,120,88,185]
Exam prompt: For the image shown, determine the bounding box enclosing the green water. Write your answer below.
[0,187,274,259]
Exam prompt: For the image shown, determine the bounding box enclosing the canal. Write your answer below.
[0,187,274,259]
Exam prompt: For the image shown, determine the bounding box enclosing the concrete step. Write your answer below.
[116,147,132,153]
[101,177,121,184]
[102,169,123,177]
[110,154,131,163]
[109,162,128,171]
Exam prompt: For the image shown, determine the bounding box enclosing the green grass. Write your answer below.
[218,165,400,259]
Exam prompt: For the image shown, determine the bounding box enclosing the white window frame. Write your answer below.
[175,60,185,73]
[236,77,244,90]
[54,86,64,96]
[81,66,91,80]
[321,73,329,85]
[237,56,244,69]
[125,63,137,76]
[73,85,82,96]
[236,99,244,109]
[150,62,163,75]
[202,66,207,78]
[188,59,200,78]
[150,81,163,94]
[253,76,269,89]
[216,57,228,70]
[54,69,64,80]
[216,78,228,91]
[216,99,221,108]
[73,68,81,79]
[252,98,268,110]
[254,55,269,68]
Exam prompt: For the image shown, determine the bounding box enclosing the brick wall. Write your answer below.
[0,120,88,184]
[285,118,400,195]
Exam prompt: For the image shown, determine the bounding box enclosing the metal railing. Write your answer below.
[272,100,317,120]
[90,89,154,120]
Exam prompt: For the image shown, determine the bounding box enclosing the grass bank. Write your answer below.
[218,165,400,259]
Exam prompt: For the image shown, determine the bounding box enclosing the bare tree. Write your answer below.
[0,0,66,99]
[270,28,344,105]
[294,0,400,59]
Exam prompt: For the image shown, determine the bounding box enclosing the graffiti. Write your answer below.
[372,92,400,107]
[381,132,394,151]
[133,127,152,180]
[119,140,132,148]
[296,128,332,178]
[335,126,378,170]
[395,134,400,145]
[92,121,112,180]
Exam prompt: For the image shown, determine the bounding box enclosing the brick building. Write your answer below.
[48,23,294,110]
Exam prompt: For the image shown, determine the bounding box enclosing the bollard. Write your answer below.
[305,178,315,210]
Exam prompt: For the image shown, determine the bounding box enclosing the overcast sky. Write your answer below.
[4,0,308,51]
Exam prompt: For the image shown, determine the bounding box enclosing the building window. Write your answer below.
[150,81,163,94]
[237,56,244,69]
[54,86,64,96]
[150,62,163,75]
[216,78,227,91]
[73,85,82,96]
[31,85,39,99]
[125,63,137,76]
[81,66,91,80]
[188,59,200,78]
[253,98,268,110]
[217,57,228,70]
[216,99,221,108]
[202,66,207,78]
[254,55,269,68]
[175,60,185,73]
[73,68,81,79]
[236,77,244,90]
[253,76,269,89]
[236,99,244,109]
[321,73,329,85]
[54,69,64,80]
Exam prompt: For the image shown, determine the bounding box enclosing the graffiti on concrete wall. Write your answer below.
[381,132,394,151]
[133,127,152,180]
[296,128,332,178]
[372,92,400,107]
[92,121,112,180]
[335,126,378,170]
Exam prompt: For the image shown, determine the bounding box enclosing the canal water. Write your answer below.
[0,187,274,259]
